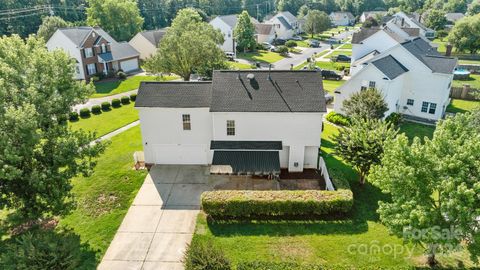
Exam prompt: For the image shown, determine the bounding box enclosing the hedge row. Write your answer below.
[237,261,412,270]
[69,93,137,121]
[201,189,353,218]
[325,111,351,126]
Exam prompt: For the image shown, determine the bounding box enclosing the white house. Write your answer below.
[387,12,435,39]
[135,70,327,174]
[209,15,260,55]
[359,11,387,23]
[329,12,355,26]
[129,29,166,60]
[267,11,300,39]
[334,37,457,122]
[47,26,140,81]
[254,23,275,44]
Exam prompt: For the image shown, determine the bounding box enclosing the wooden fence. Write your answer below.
[450,85,479,100]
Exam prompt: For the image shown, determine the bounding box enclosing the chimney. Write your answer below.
[446,44,453,57]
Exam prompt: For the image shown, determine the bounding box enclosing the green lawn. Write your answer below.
[458,59,480,65]
[340,43,352,50]
[330,50,352,57]
[69,103,139,138]
[447,98,480,114]
[237,50,284,64]
[59,126,147,266]
[452,74,480,89]
[398,121,435,143]
[294,61,350,71]
[323,79,346,93]
[228,61,254,70]
[92,75,177,98]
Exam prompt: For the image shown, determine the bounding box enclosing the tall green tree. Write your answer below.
[37,16,70,41]
[424,10,447,30]
[234,11,256,52]
[370,110,480,266]
[297,5,310,18]
[144,8,227,81]
[443,0,468,13]
[86,0,144,41]
[448,14,480,54]
[334,118,398,185]
[467,1,480,16]
[343,88,389,120]
[0,35,106,221]
[303,10,331,38]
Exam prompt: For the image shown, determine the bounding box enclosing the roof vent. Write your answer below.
[247,73,255,80]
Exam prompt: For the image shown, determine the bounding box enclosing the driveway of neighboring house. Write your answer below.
[98,165,212,270]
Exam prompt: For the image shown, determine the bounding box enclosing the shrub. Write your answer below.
[79,108,90,118]
[436,29,448,39]
[130,93,137,101]
[117,71,127,79]
[183,239,231,270]
[0,229,86,270]
[90,76,100,82]
[285,40,297,48]
[91,105,101,114]
[101,101,111,111]
[385,112,403,127]
[121,96,130,105]
[111,98,121,108]
[326,111,351,126]
[276,45,289,56]
[57,114,68,125]
[201,189,353,218]
[69,111,79,121]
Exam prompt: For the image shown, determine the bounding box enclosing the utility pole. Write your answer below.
[256,4,260,21]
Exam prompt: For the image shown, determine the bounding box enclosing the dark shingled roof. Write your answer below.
[372,55,409,80]
[139,29,166,46]
[277,16,293,30]
[401,38,457,74]
[210,141,282,150]
[135,81,212,108]
[210,70,326,112]
[212,151,280,174]
[351,28,380,44]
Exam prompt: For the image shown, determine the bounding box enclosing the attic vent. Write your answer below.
[246,73,255,80]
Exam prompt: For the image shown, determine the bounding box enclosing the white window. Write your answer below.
[182,114,191,130]
[369,81,376,88]
[227,120,235,136]
[360,86,367,91]
[421,101,429,113]
[101,43,107,53]
[86,63,96,75]
[407,99,414,106]
[75,65,80,74]
[84,47,93,58]
[421,102,437,114]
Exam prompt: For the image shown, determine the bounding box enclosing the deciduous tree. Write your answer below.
[234,11,256,52]
[86,0,144,41]
[0,35,106,221]
[424,10,447,30]
[303,10,331,38]
[343,88,389,120]
[37,16,70,41]
[334,118,398,185]
[467,1,480,16]
[144,8,227,81]
[448,14,480,54]
[369,110,480,266]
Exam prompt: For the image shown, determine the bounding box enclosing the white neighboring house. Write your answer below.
[129,29,166,60]
[329,12,355,26]
[209,15,259,55]
[46,26,140,81]
[254,23,275,44]
[135,70,327,174]
[334,38,457,122]
[359,11,387,23]
[387,12,435,39]
[266,11,300,39]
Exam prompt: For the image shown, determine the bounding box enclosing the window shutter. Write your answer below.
[85,65,89,75]
[82,49,86,58]
[94,64,98,74]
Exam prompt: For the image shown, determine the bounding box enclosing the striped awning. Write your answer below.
[212,150,280,175]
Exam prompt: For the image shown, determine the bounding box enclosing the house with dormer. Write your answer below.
[46,26,140,81]
[266,11,300,39]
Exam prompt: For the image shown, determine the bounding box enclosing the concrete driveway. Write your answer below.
[98,165,211,270]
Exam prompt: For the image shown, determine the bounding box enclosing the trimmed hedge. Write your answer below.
[91,105,101,114]
[101,101,111,111]
[79,108,90,118]
[201,190,353,218]
[111,98,121,108]
[325,111,351,126]
[69,111,79,121]
[237,261,410,270]
[121,96,130,105]
[184,239,232,270]
[130,93,137,101]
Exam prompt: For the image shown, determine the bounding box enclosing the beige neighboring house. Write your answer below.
[129,29,167,60]
[360,11,387,22]
[254,23,275,43]
[329,12,355,26]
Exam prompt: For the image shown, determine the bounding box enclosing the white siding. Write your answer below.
[210,18,235,54]
[46,30,85,80]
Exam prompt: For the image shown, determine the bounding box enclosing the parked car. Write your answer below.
[321,69,343,81]
[272,38,286,45]
[262,42,275,51]
[225,52,235,61]
[308,39,320,48]
[290,36,303,41]
[333,54,351,62]
[302,66,320,71]
[325,38,341,44]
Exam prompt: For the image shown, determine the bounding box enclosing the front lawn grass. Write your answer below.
[446,98,480,114]
[69,103,139,138]
[294,61,350,71]
[398,121,435,143]
[92,75,177,98]
[228,61,254,70]
[59,126,147,266]
[330,50,352,57]
[237,50,284,64]
[323,79,345,93]
[452,74,480,89]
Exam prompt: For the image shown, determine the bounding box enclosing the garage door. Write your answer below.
[120,58,139,72]
[154,144,208,165]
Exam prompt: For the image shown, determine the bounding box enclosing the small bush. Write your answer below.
[385,112,403,127]
[91,105,101,114]
[101,101,111,111]
[57,114,68,125]
[275,45,289,56]
[111,99,121,108]
[69,111,79,122]
[79,108,90,118]
[436,29,448,39]
[326,111,351,126]
[285,40,297,48]
[183,239,231,270]
[117,71,127,79]
[90,76,100,82]
[130,93,137,101]
[121,96,130,105]
[201,190,353,218]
